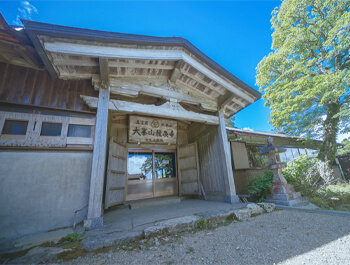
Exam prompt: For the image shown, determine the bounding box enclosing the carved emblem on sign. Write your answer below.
[151,120,160,128]
[129,116,177,144]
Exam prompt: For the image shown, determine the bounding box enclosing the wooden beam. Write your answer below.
[81,95,220,125]
[218,111,239,202]
[53,58,98,67]
[219,92,246,109]
[53,58,174,70]
[225,104,239,113]
[170,61,183,83]
[86,85,110,224]
[99,57,109,84]
[219,93,235,108]
[109,61,174,70]
[59,73,92,79]
[45,42,182,60]
[107,79,218,111]
[180,69,225,96]
[44,42,255,103]
[175,79,218,101]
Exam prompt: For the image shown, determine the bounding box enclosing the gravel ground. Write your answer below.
[57,210,350,265]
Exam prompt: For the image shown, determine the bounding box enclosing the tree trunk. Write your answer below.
[318,101,341,168]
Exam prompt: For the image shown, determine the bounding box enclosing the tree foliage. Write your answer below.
[140,154,175,178]
[339,137,350,154]
[244,170,274,202]
[256,0,350,165]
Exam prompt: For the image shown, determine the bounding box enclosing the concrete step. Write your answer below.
[128,196,181,209]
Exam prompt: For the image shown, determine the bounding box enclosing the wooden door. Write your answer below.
[178,142,201,195]
[104,138,127,209]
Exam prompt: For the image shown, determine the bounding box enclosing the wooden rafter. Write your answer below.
[180,69,225,96]
[44,41,255,103]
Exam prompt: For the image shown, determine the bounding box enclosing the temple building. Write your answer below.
[0,14,264,240]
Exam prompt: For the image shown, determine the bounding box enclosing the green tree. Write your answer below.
[227,116,235,128]
[339,137,350,155]
[257,0,350,170]
[140,154,175,178]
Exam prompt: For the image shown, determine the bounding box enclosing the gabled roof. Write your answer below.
[22,19,261,118]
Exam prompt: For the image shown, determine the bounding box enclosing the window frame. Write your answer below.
[0,111,95,149]
[0,112,35,146]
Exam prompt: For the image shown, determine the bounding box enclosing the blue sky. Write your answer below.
[1,0,282,132]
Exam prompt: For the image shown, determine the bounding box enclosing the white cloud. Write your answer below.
[338,132,350,143]
[13,1,38,26]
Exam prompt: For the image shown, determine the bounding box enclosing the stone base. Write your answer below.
[265,197,308,207]
[84,216,103,230]
[205,194,240,203]
[267,191,302,201]
[224,195,240,204]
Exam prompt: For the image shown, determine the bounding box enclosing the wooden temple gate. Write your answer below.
[19,20,261,228]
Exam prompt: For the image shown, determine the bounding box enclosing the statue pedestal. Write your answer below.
[265,166,308,207]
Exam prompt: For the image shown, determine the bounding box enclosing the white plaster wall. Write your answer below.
[0,151,92,242]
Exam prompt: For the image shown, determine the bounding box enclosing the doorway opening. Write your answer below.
[126,150,178,201]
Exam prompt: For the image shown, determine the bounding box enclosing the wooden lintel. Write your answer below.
[81,95,220,125]
[108,79,217,111]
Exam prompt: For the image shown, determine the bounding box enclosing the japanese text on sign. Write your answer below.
[129,116,177,144]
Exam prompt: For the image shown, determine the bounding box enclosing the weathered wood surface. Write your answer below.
[129,115,177,144]
[110,115,128,144]
[44,42,255,104]
[196,125,226,195]
[0,62,97,112]
[0,111,95,148]
[81,95,220,125]
[0,112,34,146]
[109,114,186,147]
[34,114,69,147]
[194,114,238,202]
[231,142,250,170]
[104,138,127,209]
[178,143,200,195]
[87,86,110,220]
[217,111,237,200]
[103,78,218,111]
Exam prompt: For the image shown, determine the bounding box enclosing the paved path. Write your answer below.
[59,210,350,265]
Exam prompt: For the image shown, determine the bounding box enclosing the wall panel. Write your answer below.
[196,125,227,199]
[0,151,92,242]
[0,62,97,112]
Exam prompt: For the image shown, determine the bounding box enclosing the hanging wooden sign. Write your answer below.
[129,116,177,144]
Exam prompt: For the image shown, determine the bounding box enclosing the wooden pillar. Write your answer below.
[218,111,239,203]
[85,85,110,229]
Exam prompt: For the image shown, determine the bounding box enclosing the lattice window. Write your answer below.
[0,111,95,149]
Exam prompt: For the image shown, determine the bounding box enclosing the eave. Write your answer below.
[22,19,261,118]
